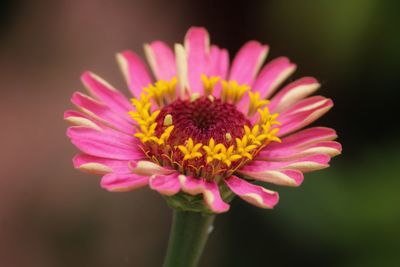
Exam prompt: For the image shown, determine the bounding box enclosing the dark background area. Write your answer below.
[0,0,399,266]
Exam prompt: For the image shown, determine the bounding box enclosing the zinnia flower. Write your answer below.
[65,27,341,213]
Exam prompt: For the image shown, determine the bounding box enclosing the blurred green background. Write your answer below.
[0,0,399,266]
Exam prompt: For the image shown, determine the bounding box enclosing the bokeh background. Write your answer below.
[1,0,399,266]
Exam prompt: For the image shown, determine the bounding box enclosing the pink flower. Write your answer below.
[65,27,341,213]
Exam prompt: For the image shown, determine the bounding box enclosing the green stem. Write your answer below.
[163,210,216,267]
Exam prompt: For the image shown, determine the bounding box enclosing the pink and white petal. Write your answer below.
[281,96,331,116]
[129,160,175,176]
[144,41,176,81]
[224,176,279,209]
[116,50,153,97]
[67,124,138,147]
[237,169,304,187]
[175,43,189,98]
[64,110,102,131]
[67,126,143,160]
[178,175,206,195]
[81,72,132,115]
[247,154,331,173]
[185,27,210,94]
[252,57,296,99]
[229,41,269,85]
[149,173,180,196]
[303,141,342,157]
[259,140,342,160]
[178,175,229,213]
[278,97,334,137]
[203,181,230,213]
[71,92,133,133]
[269,77,320,113]
[73,154,131,174]
[101,172,148,192]
[267,127,338,150]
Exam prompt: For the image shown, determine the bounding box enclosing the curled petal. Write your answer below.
[64,110,102,131]
[179,175,229,213]
[224,176,279,209]
[129,160,175,176]
[203,181,230,213]
[149,173,181,196]
[237,169,304,187]
[101,173,148,192]
[73,154,131,174]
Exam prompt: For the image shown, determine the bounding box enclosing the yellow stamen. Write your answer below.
[156,125,174,145]
[219,145,242,167]
[248,91,269,116]
[178,138,203,161]
[134,122,158,143]
[235,136,257,159]
[221,80,250,104]
[144,77,177,107]
[203,138,225,163]
[201,75,220,96]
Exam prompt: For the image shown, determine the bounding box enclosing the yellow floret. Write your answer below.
[178,138,203,161]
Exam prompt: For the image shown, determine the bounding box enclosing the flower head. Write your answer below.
[66,27,341,213]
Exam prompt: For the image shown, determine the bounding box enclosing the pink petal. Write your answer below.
[268,127,338,150]
[67,126,143,160]
[73,153,130,174]
[224,175,279,209]
[245,154,331,173]
[149,173,181,196]
[259,140,342,161]
[253,57,297,99]
[178,175,230,213]
[185,27,210,94]
[70,92,133,134]
[278,97,333,137]
[207,46,229,98]
[116,50,153,97]
[203,181,230,213]
[101,172,148,192]
[144,41,176,81]
[237,169,304,187]
[178,174,205,195]
[269,77,320,113]
[64,110,102,131]
[81,72,132,115]
[229,41,269,85]
[206,45,229,79]
[129,160,175,176]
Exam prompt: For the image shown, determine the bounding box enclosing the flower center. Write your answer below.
[129,76,281,181]
[155,96,249,145]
